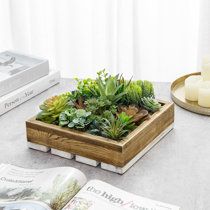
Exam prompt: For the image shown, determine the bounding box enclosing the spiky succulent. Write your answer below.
[96,70,129,104]
[101,112,136,140]
[36,93,70,124]
[141,97,161,112]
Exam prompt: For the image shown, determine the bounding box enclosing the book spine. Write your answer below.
[0,71,60,116]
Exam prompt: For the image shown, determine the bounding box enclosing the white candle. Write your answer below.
[202,63,210,81]
[185,75,203,101]
[201,55,210,81]
[202,54,210,64]
[198,81,210,108]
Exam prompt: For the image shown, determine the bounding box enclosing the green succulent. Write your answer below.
[102,110,115,121]
[97,69,109,81]
[141,97,161,112]
[87,115,104,136]
[142,80,154,98]
[101,112,136,140]
[117,112,136,130]
[59,108,92,130]
[123,80,155,105]
[124,82,143,105]
[96,70,129,104]
[36,93,70,124]
[130,80,154,99]
[87,110,116,136]
[85,98,117,115]
[36,70,160,140]
[72,78,99,100]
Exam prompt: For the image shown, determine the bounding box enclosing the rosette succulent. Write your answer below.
[141,97,161,113]
[36,93,70,124]
[85,98,117,115]
[59,108,92,130]
[96,70,129,104]
[101,112,136,140]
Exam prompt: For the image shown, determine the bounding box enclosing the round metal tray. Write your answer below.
[171,72,210,116]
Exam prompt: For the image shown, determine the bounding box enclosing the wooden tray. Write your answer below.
[171,72,210,116]
[26,100,174,174]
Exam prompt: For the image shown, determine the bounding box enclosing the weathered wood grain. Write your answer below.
[26,101,174,167]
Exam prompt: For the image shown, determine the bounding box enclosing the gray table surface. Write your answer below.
[0,79,209,210]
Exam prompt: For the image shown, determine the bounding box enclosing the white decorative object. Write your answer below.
[76,155,99,167]
[198,81,210,108]
[27,142,50,152]
[202,54,210,64]
[185,75,203,101]
[51,149,74,159]
[202,63,210,81]
[201,55,210,81]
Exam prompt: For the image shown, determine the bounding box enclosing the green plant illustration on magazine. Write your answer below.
[0,164,87,210]
[48,176,81,210]
[0,176,80,210]
[64,197,93,210]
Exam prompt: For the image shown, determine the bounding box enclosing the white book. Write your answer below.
[0,164,180,210]
[0,51,49,96]
[0,70,60,116]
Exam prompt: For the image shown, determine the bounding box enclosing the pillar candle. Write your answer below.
[201,55,210,81]
[198,81,210,108]
[202,54,210,64]
[202,63,210,81]
[185,75,203,101]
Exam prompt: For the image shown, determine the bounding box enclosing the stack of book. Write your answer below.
[0,51,60,115]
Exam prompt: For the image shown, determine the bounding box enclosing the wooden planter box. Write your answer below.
[26,100,174,174]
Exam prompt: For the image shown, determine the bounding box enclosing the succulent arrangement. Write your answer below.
[36,70,161,140]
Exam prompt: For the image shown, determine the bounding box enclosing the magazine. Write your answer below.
[0,164,180,210]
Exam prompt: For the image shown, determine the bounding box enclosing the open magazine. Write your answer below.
[0,164,180,210]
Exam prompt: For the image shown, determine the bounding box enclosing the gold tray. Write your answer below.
[171,72,210,116]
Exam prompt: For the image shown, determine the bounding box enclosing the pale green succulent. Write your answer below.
[123,80,155,105]
[96,70,129,104]
[141,80,154,98]
[59,108,92,130]
[36,93,70,124]
[73,77,99,99]
[141,97,161,112]
[125,82,143,105]
[85,98,117,115]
